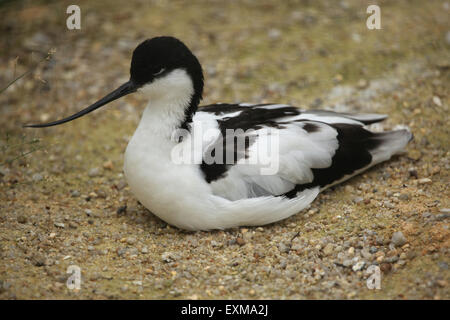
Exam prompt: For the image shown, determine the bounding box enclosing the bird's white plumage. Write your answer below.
[123,68,411,230]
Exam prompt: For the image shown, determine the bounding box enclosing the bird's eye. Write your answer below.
[153,68,165,76]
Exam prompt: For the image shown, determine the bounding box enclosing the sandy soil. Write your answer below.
[0,0,448,299]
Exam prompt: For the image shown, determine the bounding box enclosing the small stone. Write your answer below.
[347,247,355,256]
[96,190,107,198]
[383,201,395,209]
[132,280,142,286]
[88,167,101,177]
[17,215,27,224]
[322,243,334,256]
[385,255,399,263]
[103,160,114,170]
[352,197,364,204]
[408,168,418,178]
[69,222,78,229]
[161,252,177,263]
[116,180,127,190]
[436,279,448,288]
[85,209,93,216]
[435,213,450,221]
[117,248,127,257]
[126,237,136,245]
[417,178,432,185]
[32,173,43,182]
[71,190,80,197]
[380,263,392,273]
[54,222,65,228]
[361,249,372,260]
[422,212,431,219]
[343,259,353,267]
[116,205,127,215]
[398,193,409,201]
[432,96,442,107]
[357,78,368,89]
[236,237,246,246]
[268,28,281,39]
[278,243,290,253]
[352,261,365,272]
[141,247,148,254]
[31,254,46,267]
[391,231,407,247]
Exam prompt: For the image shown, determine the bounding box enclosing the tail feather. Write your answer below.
[370,129,413,163]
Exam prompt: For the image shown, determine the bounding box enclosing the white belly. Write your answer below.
[123,127,221,230]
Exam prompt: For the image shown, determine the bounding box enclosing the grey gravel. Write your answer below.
[391,231,407,247]
[71,190,80,197]
[54,222,65,228]
[32,173,43,182]
[88,167,101,177]
[352,261,365,271]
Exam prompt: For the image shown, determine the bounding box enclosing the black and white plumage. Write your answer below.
[26,37,413,230]
[195,103,409,200]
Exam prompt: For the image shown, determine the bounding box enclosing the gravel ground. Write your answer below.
[0,0,449,299]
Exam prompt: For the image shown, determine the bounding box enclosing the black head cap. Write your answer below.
[130,37,204,119]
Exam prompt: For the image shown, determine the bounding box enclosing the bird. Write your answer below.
[25,36,413,231]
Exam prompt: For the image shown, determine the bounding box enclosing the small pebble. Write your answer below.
[343,259,353,267]
[161,252,177,263]
[116,205,127,215]
[126,237,136,245]
[236,237,246,246]
[88,167,101,177]
[31,254,45,267]
[408,168,418,178]
[71,190,80,197]
[116,180,127,190]
[32,173,43,182]
[417,178,432,185]
[278,243,290,253]
[380,263,392,273]
[398,193,409,201]
[352,197,363,204]
[352,261,365,272]
[103,160,114,170]
[391,231,407,247]
[54,222,65,228]
[323,243,334,256]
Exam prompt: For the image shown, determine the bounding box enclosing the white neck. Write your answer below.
[136,68,194,140]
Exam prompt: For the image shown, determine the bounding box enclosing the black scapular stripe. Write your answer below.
[199,104,301,183]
